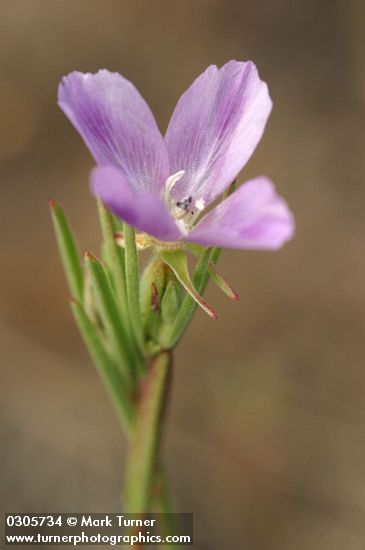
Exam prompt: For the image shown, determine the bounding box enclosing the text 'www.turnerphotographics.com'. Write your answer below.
[5,514,193,546]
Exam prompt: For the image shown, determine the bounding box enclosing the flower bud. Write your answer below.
[161,280,182,324]
[139,258,167,329]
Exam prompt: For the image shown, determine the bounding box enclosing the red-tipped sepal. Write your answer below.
[208,263,240,301]
[159,250,217,319]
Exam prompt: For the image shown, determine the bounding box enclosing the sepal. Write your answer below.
[208,263,240,301]
[187,243,238,301]
[159,250,217,319]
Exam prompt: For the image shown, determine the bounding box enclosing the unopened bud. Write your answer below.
[161,280,182,324]
[140,258,167,327]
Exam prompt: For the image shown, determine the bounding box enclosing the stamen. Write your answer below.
[176,196,192,212]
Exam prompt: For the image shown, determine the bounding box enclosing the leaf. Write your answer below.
[159,250,217,319]
[124,223,145,360]
[97,201,130,332]
[71,299,133,434]
[84,251,135,384]
[49,199,83,302]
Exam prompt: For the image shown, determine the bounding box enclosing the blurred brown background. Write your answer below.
[1,1,365,548]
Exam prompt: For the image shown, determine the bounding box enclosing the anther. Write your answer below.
[176,196,192,212]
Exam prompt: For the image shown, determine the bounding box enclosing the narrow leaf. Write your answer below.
[49,199,83,302]
[124,223,145,358]
[97,201,130,332]
[159,250,217,319]
[84,252,134,384]
[71,299,133,435]
[123,351,172,512]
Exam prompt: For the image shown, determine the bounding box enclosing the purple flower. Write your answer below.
[58,61,294,250]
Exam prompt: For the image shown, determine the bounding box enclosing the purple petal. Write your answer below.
[165,60,272,206]
[59,70,169,194]
[187,177,295,250]
[91,166,181,242]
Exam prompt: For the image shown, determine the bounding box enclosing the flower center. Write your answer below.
[163,171,205,234]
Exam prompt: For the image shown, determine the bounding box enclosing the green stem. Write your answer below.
[72,300,174,531]
[151,466,177,549]
[124,223,146,362]
[123,351,172,513]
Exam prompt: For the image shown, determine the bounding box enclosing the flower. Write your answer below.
[58,61,294,250]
